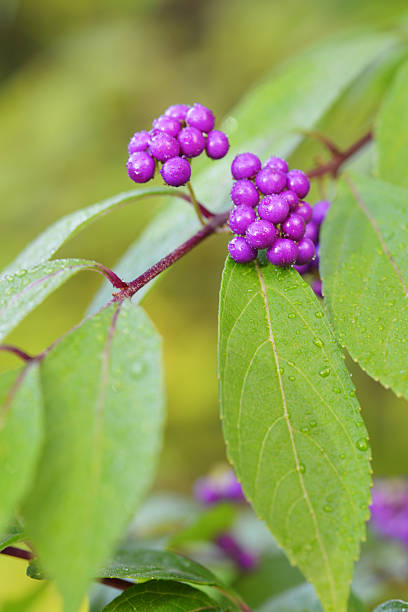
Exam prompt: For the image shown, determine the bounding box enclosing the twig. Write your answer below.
[307,131,373,179]
[0,345,33,362]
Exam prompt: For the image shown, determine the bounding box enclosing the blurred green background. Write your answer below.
[1,0,408,495]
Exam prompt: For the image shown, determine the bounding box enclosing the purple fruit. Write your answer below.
[164,104,191,122]
[267,238,298,267]
[312,200,331,226]
[230,179,259,207]
[304,221,319,243]
[149,132,180,162]
[258,195,289,224]
[160,157,191,186]
[312,279,323,298]
[128,130,150,154]
[126,151,155,183]
[186,103,215,133]
[282,213,306,241]
[231,153,261,179]
[228,236,257,263]
[295,238,315,265]
[294,263,311,275]
[255,167,287,195]
[280,190,299,211]
[264,156,289,173]
[178,126,205,158]
[295,201,313,223]
[228,205,256,235]
[206,130,230,159]
[246,219,278,249]
[152,115,181,137]
[287,169,310,198]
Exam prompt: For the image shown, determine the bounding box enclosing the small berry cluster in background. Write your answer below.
[126,103,229,187]
[370,480,408,548]
[227,153,315,268]
[294,199,331,298]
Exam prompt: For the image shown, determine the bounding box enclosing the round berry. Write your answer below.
[126,152,155,183]
[255,167,287,195]
[295,201,313,223]
[311,243,320,269]
[280,190,299,211]
[286,169,310,198]
[293,263,311,275]
[160,157,191,186]
[246,220,278,249]
[186,103,215,133]
[304,221,319,243]
[149,132,180,162]
[206,130,229,159]
[178,126,205,158]
[267,238,298,267]
[128,130,150,154]
[312,279,323,298]
[228,236,257,263]
[230,180,259,207]
[258,195,289,224]
[264,156,289,173]
[295,238,315,265]
[164,104,190,122]
[312,200,331,226]
[152,115,181,137]
[228,205,256,235]
[231,153,261,179]
[282,213,306,241]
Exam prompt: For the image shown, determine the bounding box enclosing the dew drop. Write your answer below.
[323,504,333,513]
[288,375,295,381]
[15,269,27,277]
[339,453,345,460]
[319,368,331,378]
[333,387,341,394]
[288,360,295,367]
[313,337,324,348]
[300,426,309,434]
[298,463,306,473]
[315,311,323,318]
[288,313,296,319]
[309,420,317,428]
[279,367,284,375]
[356,438,369,451]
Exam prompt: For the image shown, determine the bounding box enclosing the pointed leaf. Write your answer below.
[3,187,179,276]
[23,300,164,612]
[218,258,371,612]
[0,364,43,532]
[376,59,408,188]
[0,258,104,341]
[320,173,408,399]
[102,581,226,611]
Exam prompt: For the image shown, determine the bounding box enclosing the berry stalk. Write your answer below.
[186,181,206,226]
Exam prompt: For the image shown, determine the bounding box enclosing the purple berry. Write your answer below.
[164,104,190,122]
[186,103,215,133]
[264,156,289,173]
[311,243,320,269]
[258,195,289,224]
[246,220,278,249]
[228,206,256,235]
[160,157,191,186]
[312,279,323,298]
[128,130,150,154]
[282,213,306,241]
[293,263,311,275]
[280,190,299,211]
[231,153,261,180]
[304,221,319,243]
[267,238,298,267]
[152,115,181,137]
[228,236,257,263]
[312,200,331,226]
[255,167,287,195]
[287,169,310,198]
[230,180,259,207]
[295,201,313,223]
[126,151,155,183]
[295,238,315,265]
[149,132,180,162]
[178,126,205,158]
[206,130,229,159]
[193,478,219,505]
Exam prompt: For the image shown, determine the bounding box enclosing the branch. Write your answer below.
[307,131,373,179]
[0,345,33,362]
[115,210,229,300]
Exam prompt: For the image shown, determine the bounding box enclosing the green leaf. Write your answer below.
[102,581,226,611]
[0,258,104,341]
[0,364,43,532]
[218,258,371,612]
[168,503,237,547]
[0,523,25,551]
[3,187,179,276]
[99,547,226,586]
[23,300,164,612]
[374,602,408,612]
[256,583,365,612]
[376,59,408,188]
[320,173,408,399]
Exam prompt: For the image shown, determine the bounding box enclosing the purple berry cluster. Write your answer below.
[127,103,229,188]
[293,199,331,298]
[227,153,315,268]
[370,480,408,548]
[193,468,245,506]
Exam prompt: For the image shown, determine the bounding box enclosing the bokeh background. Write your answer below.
[1,0,408,500]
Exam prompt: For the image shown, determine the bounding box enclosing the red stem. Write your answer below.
[307,131,372,179]
[0,345,33,362]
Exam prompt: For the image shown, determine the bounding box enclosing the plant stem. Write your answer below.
[307,131,373,179]
[0,345,33,362]
[187,181,206,226]
[115,210,229,300]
